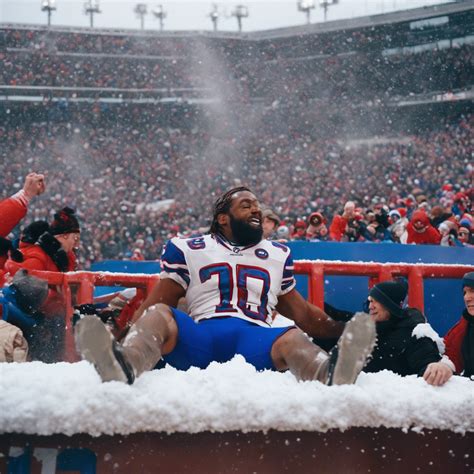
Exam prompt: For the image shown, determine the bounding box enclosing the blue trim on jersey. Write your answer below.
[214,233,233,251]
[163,308,295,371]
[271,241,289,253]
[162,239,186,265]
[282,253,295,290]
[161,266,190,285]
[161,240,190,284]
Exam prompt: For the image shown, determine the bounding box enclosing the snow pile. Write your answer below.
[0,357,472,437]
[412,323,445,353]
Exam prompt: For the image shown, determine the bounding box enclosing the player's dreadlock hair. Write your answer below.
[209,186,253,235]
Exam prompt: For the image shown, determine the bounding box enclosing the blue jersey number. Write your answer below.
[199,263,237,313]
[199,263,271,321]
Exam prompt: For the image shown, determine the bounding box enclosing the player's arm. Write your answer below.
[276,289,344,339]
[132,277,186,324]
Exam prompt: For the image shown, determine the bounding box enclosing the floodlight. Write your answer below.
[152,5,167,31]
[135,3,148,30]
[209,4,219,32]
[297,0,316,24]
[320,0,338,21]
[41,0,57,27]
[231,5,249,33]
[84,0,101,28]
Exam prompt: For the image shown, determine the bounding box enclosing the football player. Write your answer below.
[76,187,375,385]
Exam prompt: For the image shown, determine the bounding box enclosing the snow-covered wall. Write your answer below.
[0,357,472,437]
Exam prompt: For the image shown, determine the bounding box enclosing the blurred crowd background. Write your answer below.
[0,7,473,267]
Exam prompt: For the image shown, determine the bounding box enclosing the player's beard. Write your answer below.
[229,214,263,246]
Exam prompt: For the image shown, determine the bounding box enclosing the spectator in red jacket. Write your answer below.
[406,209,441,245]
[3,208,81,361]
[0,173,46,283]
[329,201,356,241]
[5,207,80,276]
[0,173,46,239]
[444,272,474,377]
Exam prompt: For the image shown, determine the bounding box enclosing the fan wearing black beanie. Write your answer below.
[444,272,474,378]
[364,279,453,386]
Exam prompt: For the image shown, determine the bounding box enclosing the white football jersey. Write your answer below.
[160,233,296,327]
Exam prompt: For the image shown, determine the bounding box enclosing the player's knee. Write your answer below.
[271,328,310,368]
[278,327,308,348]
[144,303,174,322]
[142,303,178,346]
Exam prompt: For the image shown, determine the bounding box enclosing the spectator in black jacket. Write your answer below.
[363,279,453,386]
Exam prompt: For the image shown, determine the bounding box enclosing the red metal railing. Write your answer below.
[28,261,472,361]
[295,261,472,310]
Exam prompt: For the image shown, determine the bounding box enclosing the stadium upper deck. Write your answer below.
[1,2,473,60]
[0,1,472,134]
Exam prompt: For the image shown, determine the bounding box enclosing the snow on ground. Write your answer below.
[0,357,472,437]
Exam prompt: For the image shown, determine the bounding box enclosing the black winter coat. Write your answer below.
[364,308,442,377]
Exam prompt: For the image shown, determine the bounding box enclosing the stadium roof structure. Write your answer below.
[1,0,472,41]
[251,0,474,39]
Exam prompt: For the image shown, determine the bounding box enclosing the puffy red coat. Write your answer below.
[0,191,29,284]
[329,214,348,241]
[4,244,76,275]
[0,191,28,238]
[444,314,469,373]
[406,210,441,245]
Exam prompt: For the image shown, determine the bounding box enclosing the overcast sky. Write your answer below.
[0,0,454,32]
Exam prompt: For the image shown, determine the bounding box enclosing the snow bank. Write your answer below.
[0,357,472,437]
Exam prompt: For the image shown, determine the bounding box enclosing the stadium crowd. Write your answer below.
[244,44,473,102]
[0,109,472,268]
[0,26,472,267]
[1,45,471,100]
[2,24,472,103]
[0,24,473,380]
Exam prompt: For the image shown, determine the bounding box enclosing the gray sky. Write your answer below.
[0,0,454,32]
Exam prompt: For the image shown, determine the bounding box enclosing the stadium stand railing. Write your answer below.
[28,260,473,362]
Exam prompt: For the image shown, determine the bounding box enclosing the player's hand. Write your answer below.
[23,173,46,200]
[423,362,453,386]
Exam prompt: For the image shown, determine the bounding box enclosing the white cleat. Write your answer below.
[328,312,376,385]
[75,315,133,384]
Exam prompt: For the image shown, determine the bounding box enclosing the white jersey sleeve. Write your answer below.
[160,238,190,289]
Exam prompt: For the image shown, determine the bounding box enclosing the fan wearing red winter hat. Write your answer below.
[406,209,441,245]
[306,212,329,241]
[452,192,470,219]
[291,218,308,240]
[4,207,80,276]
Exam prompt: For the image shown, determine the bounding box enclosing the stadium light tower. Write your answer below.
[209,4,219,32]
[41,0,56,27]
[231,5,249,33]
[320,0,338,22]
[297,0,316,25]
[134,3,148,30]
[84,0,101,28]
[152,5,167,31]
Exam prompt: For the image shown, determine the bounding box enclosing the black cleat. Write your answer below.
[327,312,376,385]
[75,315,135,384]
